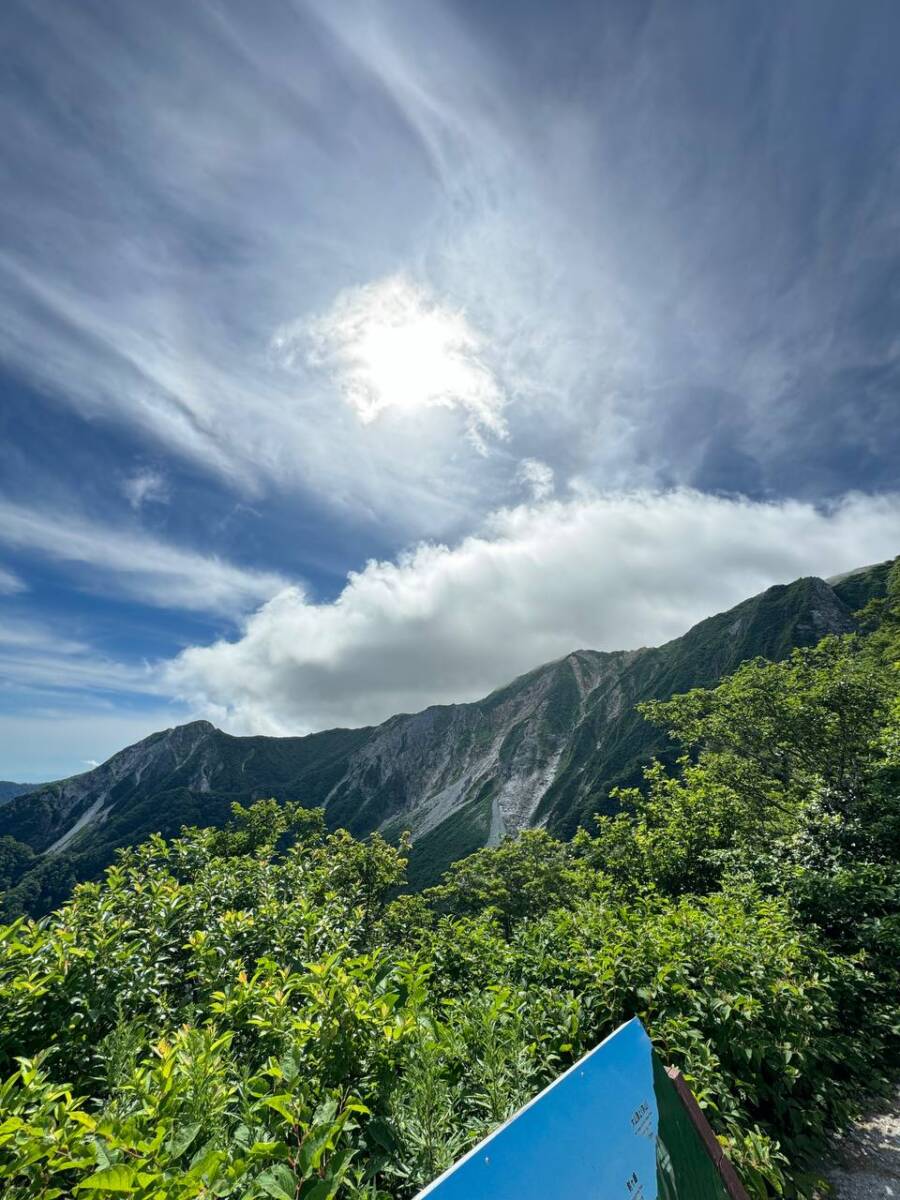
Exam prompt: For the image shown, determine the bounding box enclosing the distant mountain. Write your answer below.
[2,560,894,913]
[0,781,38,806]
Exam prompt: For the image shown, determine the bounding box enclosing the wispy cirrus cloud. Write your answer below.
[0,614,167,765]
[0,617,90,657]
[3,0,899,533]
[0,644,155,698]
[121,467,170,510]
[3,0,900,780]
[0,500,289,616]
[0,613,182,779]
[0,566,26,595]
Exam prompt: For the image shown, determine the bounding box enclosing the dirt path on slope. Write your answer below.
[823,1086,900,1198]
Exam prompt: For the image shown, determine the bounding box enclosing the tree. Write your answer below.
[641,635,893,820]
[426,830,593,936]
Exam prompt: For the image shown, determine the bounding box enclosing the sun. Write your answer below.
[285,274,508,447]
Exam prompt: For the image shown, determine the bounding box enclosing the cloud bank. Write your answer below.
[167,489,900,734]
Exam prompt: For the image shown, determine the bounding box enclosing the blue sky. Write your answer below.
[2,0,900,780]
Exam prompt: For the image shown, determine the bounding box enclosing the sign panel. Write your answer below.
[415,1018,737,1200]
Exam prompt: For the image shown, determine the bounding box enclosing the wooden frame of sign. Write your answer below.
[665,1067,750,1200]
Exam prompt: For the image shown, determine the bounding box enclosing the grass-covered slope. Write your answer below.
[2,723,377,855]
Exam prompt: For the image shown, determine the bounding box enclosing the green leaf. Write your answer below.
[185,1146,225,1181]
[311,1097,338,1127]
[70,1111,98,1131]
[91,1139,112,1170]
[301,1149,354,1200]
[279,1051,300,1083]
[256,1163,296,1200]
[74,1164,141,1192]
[365,1117,398,1154]
[165,1121,202,1161]
[261,1094,297,1124]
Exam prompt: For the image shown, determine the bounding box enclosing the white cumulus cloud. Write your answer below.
[165,489,900,735]
[517,458,554,501]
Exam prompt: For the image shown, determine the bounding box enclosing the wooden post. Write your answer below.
[665,1067,751,1200]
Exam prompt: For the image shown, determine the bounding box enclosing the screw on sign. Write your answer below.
[414,1018,749,1200]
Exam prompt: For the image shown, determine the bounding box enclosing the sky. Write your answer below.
[2,0,900,780]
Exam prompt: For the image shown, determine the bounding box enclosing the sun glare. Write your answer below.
[288,275,507,447]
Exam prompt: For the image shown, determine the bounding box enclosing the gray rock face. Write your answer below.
[5,721,220,854]
[323,648,641,847]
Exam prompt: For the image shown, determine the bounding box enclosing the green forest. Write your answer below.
[2,563,899,1199]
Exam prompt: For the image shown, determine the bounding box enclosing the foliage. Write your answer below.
[640,635,892,817]
[0,835,36,893]
[426,829,592,935]
[1,566,899,1198]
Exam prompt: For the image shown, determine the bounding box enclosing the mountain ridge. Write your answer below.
[1,559,894,912]
[0,782,39,807]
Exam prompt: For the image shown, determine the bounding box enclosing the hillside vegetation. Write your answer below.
[1,561,898,1198]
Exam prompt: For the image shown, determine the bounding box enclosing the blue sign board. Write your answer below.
[414,1018,734,1200]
